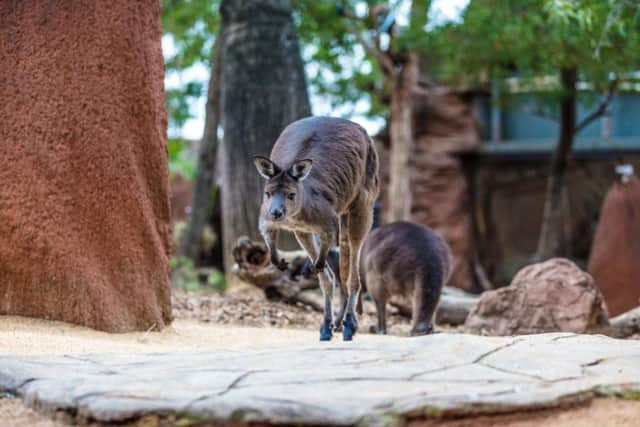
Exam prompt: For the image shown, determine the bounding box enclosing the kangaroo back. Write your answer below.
[270,116,375,214]
[360,221,451,335]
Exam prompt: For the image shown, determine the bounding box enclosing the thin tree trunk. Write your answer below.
[536,67,577,260]
[219,0,311,286]
[180,30,224,263]
[387,52,419,222]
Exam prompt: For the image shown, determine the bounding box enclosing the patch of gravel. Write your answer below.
[0,397,68,427]
[171,286,462,335]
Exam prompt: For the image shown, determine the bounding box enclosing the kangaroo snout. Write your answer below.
[270,206,286,220]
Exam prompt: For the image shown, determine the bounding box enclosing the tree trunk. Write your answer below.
[180,28,225,265]
[219,0,311,286]
[536,67,577,260]
[387,52,419,222]
[0,0,172,332]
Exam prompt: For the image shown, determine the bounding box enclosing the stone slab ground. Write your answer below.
[1,329,639,426]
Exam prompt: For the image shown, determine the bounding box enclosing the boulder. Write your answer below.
[465,258,609,335]
[0,1,172,332]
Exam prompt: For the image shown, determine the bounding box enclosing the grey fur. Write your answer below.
[255,116,379,340]
[360,221,452,336]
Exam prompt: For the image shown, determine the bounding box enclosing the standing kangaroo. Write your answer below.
[254,116,379,341]
[360,221,452,336]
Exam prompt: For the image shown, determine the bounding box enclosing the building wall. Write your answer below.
[472,156,640,285]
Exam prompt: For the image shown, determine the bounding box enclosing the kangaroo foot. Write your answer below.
[301,260,314,278]
[342,313,358,341]
[410,322,434,336]
[333,320,343,332]
[274,258,289,271]
[301,259,325,278]
[333,312,345,332]
[368,325,387,335]
[319,319,333,341]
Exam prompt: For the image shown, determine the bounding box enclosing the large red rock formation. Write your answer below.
[378,86,480,292]
[465,258,609,335]
[588,177,640,316]
[0,1,172,332]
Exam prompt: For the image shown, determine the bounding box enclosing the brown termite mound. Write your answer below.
[0,1,172,332]
[360,221,452,335]
[588,174,640,316]
[254,116,379,341]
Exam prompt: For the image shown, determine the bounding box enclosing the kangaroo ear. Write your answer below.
[253,156,280,179]
[288,159,313,181]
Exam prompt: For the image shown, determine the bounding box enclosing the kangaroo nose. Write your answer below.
[270,208,285,220]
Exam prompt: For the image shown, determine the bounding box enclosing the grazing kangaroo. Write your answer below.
[254,116,379,341]
[360,221,452,336]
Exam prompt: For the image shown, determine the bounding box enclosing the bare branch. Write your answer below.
[352,26,395,76]
[574,82,617,134]
[340,8,396,76]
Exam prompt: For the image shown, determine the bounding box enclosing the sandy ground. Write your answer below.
[0,398,68,427]
[1,286,423,356]
[0,316,396,356]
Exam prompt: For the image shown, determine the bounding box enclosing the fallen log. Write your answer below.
[232,236,320,306]
[387,287,479,326]
[232,236,479,326]
[609,306,640,338]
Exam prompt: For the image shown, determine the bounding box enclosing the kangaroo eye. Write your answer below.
[264,192,271,198]
[287,193,296,200]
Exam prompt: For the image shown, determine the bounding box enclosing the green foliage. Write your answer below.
[162,0,220,132]
[170,256,226,292]
[162,1,439,128]
[295,1,436,118]
[294,1,384,117]
[597,385,640,401]
[162,0,219,70]
[430,0,640,100]
[162,1,640,136]
[168,138,197,179]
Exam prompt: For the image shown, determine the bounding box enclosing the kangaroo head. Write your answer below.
[254,156,312,222]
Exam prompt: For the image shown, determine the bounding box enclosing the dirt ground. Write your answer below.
[171,286,448,335]
[2,396,639,427]
[0,287,426,357]
[409,398,640,427]
[0,288,637,426]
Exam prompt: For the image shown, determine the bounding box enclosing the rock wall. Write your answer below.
[475,158,640,286]
[0,1,172,332]
[378,86,480,292]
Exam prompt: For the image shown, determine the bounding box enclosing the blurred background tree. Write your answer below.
[430,0,640,260]
[217,0,311,285]
[161,0,640,287]
[162,0,223,270]
[297,1,432,222]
